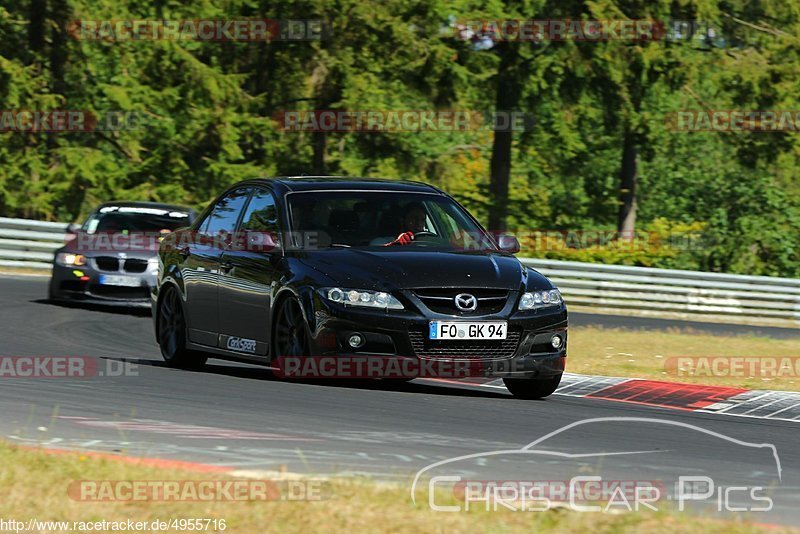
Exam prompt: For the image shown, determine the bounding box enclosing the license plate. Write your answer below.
[429,321,507,340]
[98,275,140,287]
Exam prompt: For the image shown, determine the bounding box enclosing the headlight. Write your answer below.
[148,257,159,274]
[55,253,86,266]
[518,289,562,310]
[319,287,404,310]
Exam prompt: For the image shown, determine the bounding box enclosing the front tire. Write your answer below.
[273,296,311,359]
[157,286,207,369]
[503,375,562,399]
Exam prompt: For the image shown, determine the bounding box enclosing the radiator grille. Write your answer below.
[408,328,521,359]
[412,288,509,315]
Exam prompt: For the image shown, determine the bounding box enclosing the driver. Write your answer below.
[384,203,428,246]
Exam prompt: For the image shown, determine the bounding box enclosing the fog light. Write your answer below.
[348,333,365,349]
[551,335,563,349]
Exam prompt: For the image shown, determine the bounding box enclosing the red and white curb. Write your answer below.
[453,373,800,422]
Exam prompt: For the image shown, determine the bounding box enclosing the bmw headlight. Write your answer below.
[320,287,404,310]
[518,289,562,310]
[55,253,86,266]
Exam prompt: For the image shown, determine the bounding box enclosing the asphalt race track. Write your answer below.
[2,276,799,525]
[569,311,800,339]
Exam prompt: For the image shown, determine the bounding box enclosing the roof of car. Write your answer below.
[240,176,444,194]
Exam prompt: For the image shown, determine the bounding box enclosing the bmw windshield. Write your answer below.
[82,206,192,234]
[286,191,496,251]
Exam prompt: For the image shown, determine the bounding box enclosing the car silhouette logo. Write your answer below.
[454,293,477,311]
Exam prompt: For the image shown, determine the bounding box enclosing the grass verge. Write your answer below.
[0,440,789,533]
[569,326,800,391]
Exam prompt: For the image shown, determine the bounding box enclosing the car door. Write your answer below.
[183,187,251,346]
[217,188,282,356]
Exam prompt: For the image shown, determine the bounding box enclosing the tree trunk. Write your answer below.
[487,43,521,233]
[312,130,327,175]
[617,128,637,236]
[49,0,69,96]
[28,0,46,60]
[489,129,512,232]
[617,54,643,237]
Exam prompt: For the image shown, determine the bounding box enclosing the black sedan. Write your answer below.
[49,201,195,307]
[153,178,567,399]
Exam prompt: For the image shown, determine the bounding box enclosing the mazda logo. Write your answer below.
[454,293,477,312]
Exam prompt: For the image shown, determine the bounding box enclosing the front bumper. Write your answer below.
[302,291,568,379]
[49,262,155,308]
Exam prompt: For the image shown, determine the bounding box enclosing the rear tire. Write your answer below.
[157,286,207,369]
[503,375,562,399]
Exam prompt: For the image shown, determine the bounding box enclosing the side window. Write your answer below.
[196,210,213,235]
[202,188,251,245]
[239,189,280,251]
[241,189,278,232]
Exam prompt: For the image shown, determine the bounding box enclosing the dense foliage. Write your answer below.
[1,0,799,275]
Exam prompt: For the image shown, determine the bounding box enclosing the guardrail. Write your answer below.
[520,258,800,327]
[0,217,67,271]
[0,217,797,326]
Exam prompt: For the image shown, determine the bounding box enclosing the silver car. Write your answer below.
[48,201,195,307]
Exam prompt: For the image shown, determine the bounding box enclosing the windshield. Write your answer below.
[286,191,494,251]
[82,206,192,234]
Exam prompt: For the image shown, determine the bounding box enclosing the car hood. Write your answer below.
[294,248,552,291]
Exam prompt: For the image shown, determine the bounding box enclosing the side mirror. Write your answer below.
[497,234,520,254]
[245,230,280,253]
[64,223,81,243]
